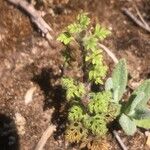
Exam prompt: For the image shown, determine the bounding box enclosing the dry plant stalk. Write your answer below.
[113,130,128,150]
[35,124,56,150]
[7,0,54,40]
[99,43,118,64]
[122,8,150,33]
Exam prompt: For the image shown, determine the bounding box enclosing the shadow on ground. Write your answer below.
[0,114,20,150]
[32,67,68,139]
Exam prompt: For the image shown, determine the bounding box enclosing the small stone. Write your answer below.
[24,86,37,105]
[145,131,150,148]
[15,113,26,135]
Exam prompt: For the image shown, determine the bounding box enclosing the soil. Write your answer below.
[0,0,150,150]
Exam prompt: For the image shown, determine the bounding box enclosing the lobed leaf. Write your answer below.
[83,114,107,136]
[68,105,84,121]
[94,24,111,40]
[88,91,111,114]
[57,32,73,45]
[77,13,90,29]
[84,36,98,50]
[67,23,81,34]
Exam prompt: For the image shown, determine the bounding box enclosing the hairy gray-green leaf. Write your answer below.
[105,77,113,91]
[134,119,150,129]
[119,113,137,135]
[133,107,150,119]
[112,59,128,102]
[127,92,145,116]
[133,80,150,107]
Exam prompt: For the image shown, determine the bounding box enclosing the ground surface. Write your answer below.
[0,0,150,149]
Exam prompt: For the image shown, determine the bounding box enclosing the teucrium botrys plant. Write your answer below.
[57,13,118,146]
[57,12,150,148]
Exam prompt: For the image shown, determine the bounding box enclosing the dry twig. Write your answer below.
[122,8,150,33]
[99,44,118,64]
[113,130,128,150]
[133,4,149,28]
[7,0,54,41]
[35,124,56,150]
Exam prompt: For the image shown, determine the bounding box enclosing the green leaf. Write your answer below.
[112,59,128,102]
[62,78,85,101]
[94,24,111,40]
[77,13,90,29]
[119,114,137,135]
[105,78,113,91]
[68,105,84,121]
[84,36,98,50]
[88,91,111,114]
[67,23,81,34]
[127,92,145,116]
[133,107,150,119]
[78,83,85,94]
[134,119,150,129]
[83,114,107,136]
[57,32,73,45]
[133,79,150,107]
[113,87,119,103]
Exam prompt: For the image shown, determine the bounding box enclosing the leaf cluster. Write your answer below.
[58,13,110,84]
[59,13,120,145]
[62,77,85,101]
[57,12,150,147]
[65,122,88,143]
[66,89,119,137]
[106,59,150,135]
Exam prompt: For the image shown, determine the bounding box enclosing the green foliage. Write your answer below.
[112,59,128,102]
[68,105,84,121]
[58,12,109,84]
[58,13,121,145]
[105,77,113,91]
[57,32,72,45]
[77,12,90,29]
[134,119,150,129]
[102,59,150,135]
[84,36,98,51]
[83,114,107,136]
[122,80,150,135]
[132,107,150,120]
[57,12,150,146]
[85,49,107,84]
[119,113,137,135]
[57,13,90,45]
[62,78,85,101]
[94,24,111,40]
[109,61,150,135]
[132,79,150,107]
[107,103,121,122]
[126,92,145,116]
[88,91,111,114]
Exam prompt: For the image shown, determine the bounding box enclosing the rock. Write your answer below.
[24,86,37,105]
[15,113,26,135]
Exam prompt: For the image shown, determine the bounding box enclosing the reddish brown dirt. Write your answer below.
[0,0,150,150]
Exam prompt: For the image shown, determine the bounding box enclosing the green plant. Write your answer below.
[57,12,150,147]
[57,12,117,145]
[106,59,150,135]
